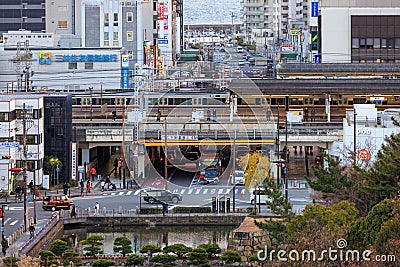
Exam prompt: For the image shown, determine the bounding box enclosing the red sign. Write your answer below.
[357,149,371,161]
[159,2,165,20]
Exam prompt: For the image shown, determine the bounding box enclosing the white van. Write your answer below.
[231,170,245,185]
[249,187,272,205]
[236,46,244,53]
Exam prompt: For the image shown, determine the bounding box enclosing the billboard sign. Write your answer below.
[311,2,318,17]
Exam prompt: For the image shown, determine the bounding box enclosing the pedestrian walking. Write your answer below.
[212,109,217,122]
[70,204,76,218]
[304,107,309,122]
[266,109,271,122]
[80,179,84,195]
[86,180,91,194]
[156,109,161,122]
[311,108,316,122]
[15,185,22,202]
[113,158,118,175]
[63,181,68,195]
[29,224,35,239]
[29,180,34,195]
[90,166,97,181]
[207,108,211,121]
[100,180,105,191]
[94,201,100,215]
[1,235,8,256]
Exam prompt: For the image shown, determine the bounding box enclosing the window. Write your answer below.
[58,5,67,11]
[104,13,109,26]
[57,20,67,29]
[127,31,133,41]
[127,12,133,22]
[352,38,359,49]
[85,62,93,69]
[68,62,77,70]
[104,32,109,46]
[359,38,366,48]
[32,109,41,119]
[113,32,119,46]
[16,135,41,145]
[113,13,118,26]
[0,112,9,122]
[374,38,380,48]
[381,38,387,48]
[366,38,373,49]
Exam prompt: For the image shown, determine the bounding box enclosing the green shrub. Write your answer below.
[138,207,162,214]
[2,256,19,267]
[125,254,144,266]
[221,250,241,264]
[150,254,176,266]
[91,259,115,267]
[173,206,211,213]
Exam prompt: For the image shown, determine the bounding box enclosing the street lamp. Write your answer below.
[353,108,357,162]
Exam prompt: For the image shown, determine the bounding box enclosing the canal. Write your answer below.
[63,225,236,255]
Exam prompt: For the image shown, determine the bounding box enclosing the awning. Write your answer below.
[9,167,23,172]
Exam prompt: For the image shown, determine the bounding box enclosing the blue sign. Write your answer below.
[311,2,318,17]
[121,69,129,89]
[56,166,60,173]
[158,39,168,45]
[0,142,19,148]
[54,54,118,63]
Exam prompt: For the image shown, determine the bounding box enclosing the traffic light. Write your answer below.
[0,207,3,218]
[112,110,117,121]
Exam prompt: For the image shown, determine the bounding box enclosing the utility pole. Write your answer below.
[164,118,168,205]
[22,103,28,232]
[276,103,280,185]
[232,130,236,212]
[354,108,357,162]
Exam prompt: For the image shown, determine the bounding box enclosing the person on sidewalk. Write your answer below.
[15,185,22,202]
[94,202,100,215]
[29,223,35,239]
[105,176,111,189]
[90,166,97,181]
[70,204,76,218]
[86,180,91,194]
[29,180,34,195]
[80,179,84,195]
[1,235,8,256]
[63,182,68,195]
[100,180,105,192]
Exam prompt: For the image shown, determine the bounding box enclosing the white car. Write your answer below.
[231,170,245,185]
[236,46,244,53]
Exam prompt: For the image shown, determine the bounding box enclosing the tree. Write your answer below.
[355,133,400,211]
[220,250,241,265]
[38,250,57,267]
[150,254,177,266]
[113,236,132,256]
[49,239,68,256]
[187,248,209,267]
[263,177,293,217]
[348,199,396,250]
[125,254,144,266]
[14,255,39,267]
[238,151,270,191]
[163,243,192,258]
[197,244,221,259]
[81,234,104,256]
[91,259,115,267]
[43,155,62,185]
[2,257,19,267]
[62,250,81,267]
[139,244,161,257]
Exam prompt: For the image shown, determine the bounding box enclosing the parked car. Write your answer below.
[42,194,74,211]
[236,46,244,53]
[142,189,183,204]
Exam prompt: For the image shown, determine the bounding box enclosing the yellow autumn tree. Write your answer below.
[238,151,270,192]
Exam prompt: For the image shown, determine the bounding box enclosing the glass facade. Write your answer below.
[44,94,72,183]
[351,16,400,63]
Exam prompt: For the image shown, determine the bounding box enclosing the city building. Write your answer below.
[0,94,45,193]
[319,0,400,63]
[332,104,400,165]
[0,0,46,35]
[0,45,127,92]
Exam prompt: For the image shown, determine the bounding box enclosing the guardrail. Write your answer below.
[19,212,60,256]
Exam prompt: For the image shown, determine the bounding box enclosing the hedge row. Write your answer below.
[173,206,212,213]
[138,207,163,214]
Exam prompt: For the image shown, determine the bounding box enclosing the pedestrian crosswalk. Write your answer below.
[99,187,242,197]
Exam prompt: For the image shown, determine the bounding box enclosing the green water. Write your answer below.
[63,225,236,255]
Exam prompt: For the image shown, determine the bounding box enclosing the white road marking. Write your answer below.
[180,189,186,195]
[133,190,140,195]
[118,192,124,195]
[225,189,231,194]
[195,189,201,194]
[9,220,18,226]
[203,189,208,194]
[188,189,193,194]
[210,189,216,194]
[218,189,224,194]
[126,191,133,196]
[111,193,116,195]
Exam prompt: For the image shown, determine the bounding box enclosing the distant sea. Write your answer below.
[183,0,242,25]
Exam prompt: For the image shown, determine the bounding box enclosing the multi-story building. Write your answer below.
[0,0,46,35]
[241,0,272,44]
[319,0,400,63]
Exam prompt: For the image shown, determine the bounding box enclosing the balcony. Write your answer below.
[241,2,265,7]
